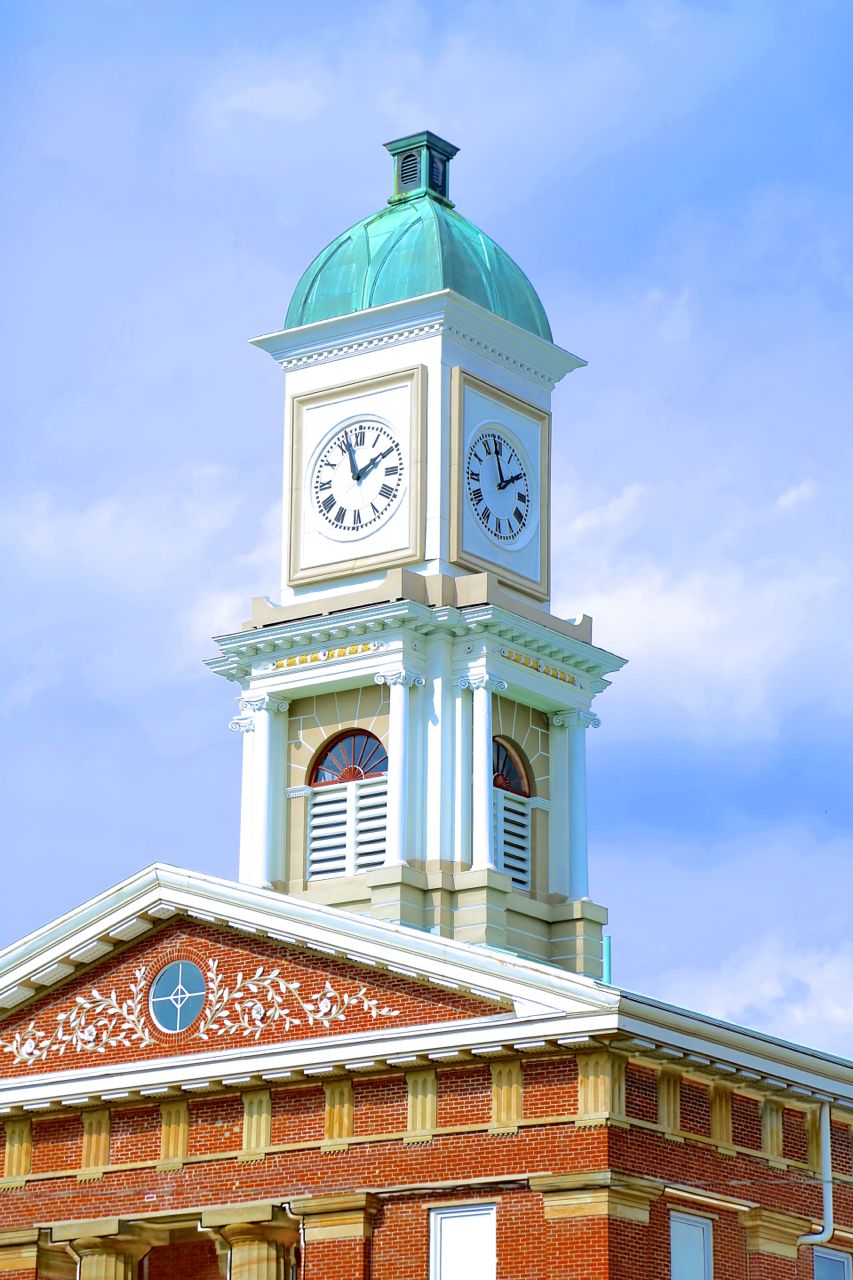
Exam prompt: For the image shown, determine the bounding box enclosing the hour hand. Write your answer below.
[498,471,524,491]
[356,445,394,481]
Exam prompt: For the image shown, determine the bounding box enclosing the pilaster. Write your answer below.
[230,694,290,886]
[290,1193,379,1280]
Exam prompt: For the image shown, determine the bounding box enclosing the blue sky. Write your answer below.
[3,0,853,1054]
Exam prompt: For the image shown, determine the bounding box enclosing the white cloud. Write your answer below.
[775,479,818,511]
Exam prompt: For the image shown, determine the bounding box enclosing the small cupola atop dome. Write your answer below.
[385,130,459,205]
[284,131,552,341]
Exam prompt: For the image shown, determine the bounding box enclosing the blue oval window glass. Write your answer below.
[149,960,206,1034]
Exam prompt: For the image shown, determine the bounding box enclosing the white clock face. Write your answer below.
[311,418,404,540]
[465,428,531,544]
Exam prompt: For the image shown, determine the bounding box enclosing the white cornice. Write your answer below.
[249,291,585,390]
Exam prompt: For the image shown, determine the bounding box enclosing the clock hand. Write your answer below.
[495,450,506,487]
[343,432,358,479]
[497,471,525,491]
[356,445,395,482]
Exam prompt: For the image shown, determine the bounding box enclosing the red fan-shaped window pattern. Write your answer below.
[492,736,530,797]
[310,730,389,786]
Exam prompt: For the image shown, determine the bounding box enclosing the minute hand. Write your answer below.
[497,471,524,491]
[356,446,395,482]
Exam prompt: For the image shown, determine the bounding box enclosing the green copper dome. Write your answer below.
[285,132,552,342]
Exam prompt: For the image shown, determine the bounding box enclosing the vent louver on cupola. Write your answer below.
[399,150,420,188]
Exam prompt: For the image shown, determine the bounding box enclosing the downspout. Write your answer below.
[798,1102,834,1247]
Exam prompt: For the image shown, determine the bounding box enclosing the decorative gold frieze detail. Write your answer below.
[406,1068,437,1141]
[323,1079,353,1147]
[273,642,376,670]
[81,1109,110,1173]
[241,1089,271,1159]
[2,1119,31,1180]
[159,1100,189,1165]
[499,647,577,685]
[490,1058,523,1131]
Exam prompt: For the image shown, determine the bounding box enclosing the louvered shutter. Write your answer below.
[493,790,532,891]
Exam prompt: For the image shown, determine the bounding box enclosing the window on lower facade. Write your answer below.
[307,730,388,879]
[429,1204,496,1280]
[492,736,532,891]
[670,1212,713,1280]
[815,1249,853,1280]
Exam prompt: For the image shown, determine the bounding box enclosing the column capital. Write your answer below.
[374,670,424,688]
[552,708,601,730]
[459,673,507,693]
[289,1192,380,1242]
[239,694,290,715]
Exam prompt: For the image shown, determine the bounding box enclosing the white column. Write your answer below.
[425,632,455,859]
[566,709,600,900]
[548,713,571,897]
[375,671,423,866]
[229,694,289,887]
[461,674,506,872]
[453,678,473,866]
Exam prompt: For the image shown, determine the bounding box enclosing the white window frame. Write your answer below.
[670,1211,713,1280]
[815,1247,853,1280]
[429,1203,496,1280]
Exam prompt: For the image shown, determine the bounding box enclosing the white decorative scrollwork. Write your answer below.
[195,959,400,1041]
[0,968,152,1066]
[0,959,401,1066]
[374,671,425,689]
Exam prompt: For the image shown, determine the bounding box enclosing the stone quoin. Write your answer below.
[1,132,850,1280]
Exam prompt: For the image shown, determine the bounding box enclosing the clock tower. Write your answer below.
[208,132,624,978]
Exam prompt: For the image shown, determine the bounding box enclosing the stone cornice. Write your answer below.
[250,290,584,390]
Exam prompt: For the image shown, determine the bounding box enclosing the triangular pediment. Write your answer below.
[0,865,620,1108]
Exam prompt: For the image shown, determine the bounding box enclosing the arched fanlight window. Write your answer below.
[492,737,530,797]
[492,736,532,891]
[307,731,389,881]
[310,730,388,786]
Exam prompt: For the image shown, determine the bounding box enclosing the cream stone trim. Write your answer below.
[219,1220,300,1280]
[406,1068,437,1142]
[761,1098,784,1160]
[288,366,426,587]
[289,1192,379,1242]
[159,1099,188,1166]
[490,1058,523,1132]
[80,1108,110,1175]
[0,1228,39,1275]
[531,1172,662,1224]
[323,1078,353,1147]
[710,1083,733,1149]
[449,367,551,601]
[2,1117,31,1179]
[738,1207,811,1259]
[240,1089,271,1160]
[576,1051,626,1125]
[658,1069,681,1136]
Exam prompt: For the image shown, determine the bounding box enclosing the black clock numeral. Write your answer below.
[354,427,366,447]
[334,506,347,525]
[513,506,524,525]
[378,483,395,500]
[321,494,335,513]
[506,520,515,537]
[495,517,502,535]
[352,510,362,528]
[371,502,380,516]
[472,449,482,465]
[318,480,332,491]
[468,468,480,483]
[471,487,483,504]
[482,505,491,523]
[337,439,348,454]
[385,465,399,476]
[517,491,528,504]
[482,437,492,455]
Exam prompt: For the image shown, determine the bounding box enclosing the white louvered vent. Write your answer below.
[493,790,532,892]
[308,778,388,880]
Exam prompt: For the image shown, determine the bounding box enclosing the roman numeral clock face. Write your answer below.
[311,419,404,537]
[465,430,531,543]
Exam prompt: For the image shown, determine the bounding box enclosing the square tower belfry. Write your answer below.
[208,131,625,976]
